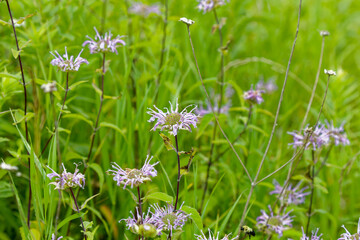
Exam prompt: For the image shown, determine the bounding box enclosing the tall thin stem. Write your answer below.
[5,0,31,227]
[238,0,303,230]
[185,24,252,182]
[137,187,144,240]
[174,135,181,211]
[86,52,106,166]
[305,150,315,235]
[156,0,168,87]
[69,188,87,240]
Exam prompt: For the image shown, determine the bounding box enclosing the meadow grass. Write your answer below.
[0,0,360,239]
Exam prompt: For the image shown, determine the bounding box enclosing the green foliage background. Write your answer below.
[0,0,360,239]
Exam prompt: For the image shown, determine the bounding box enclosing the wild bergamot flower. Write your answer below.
[243,85,265,105]
[338,218,360,240]
[150,203,189,236]
[256,205,293,237]
[129,2,161,17]
[107,155,158,189]
[51,234,63,240]
[83,27,126,54]
[288,125,329,150]
[122,208,160,238]
[325,121,350,146]
[195,229,238,240]
[50,47,88,72]
[147,100,198,136]
[270,180,310,206]
[301,227,322,240]
[47,163,85,190]
[197,0,229,13]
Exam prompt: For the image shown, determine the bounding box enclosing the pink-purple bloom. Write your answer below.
[256,205,293,237]
[150,203,189,235]
[338,218,360,240]
[195,229,238,240]
[83,27,126,54]
[197,0,229,13]
[107,155,158,189]
[301,227,322,240]
[326,121,350,146]
[243,86,265,105]
[51,234,63,240]
[256,79,278,93]
[122,208,160,238]
[270,180,310,206]
[47,163,85,190]
[129,2,161,16]
[288,125,329,150]
[50,47,88,72]
[147,100,199,136]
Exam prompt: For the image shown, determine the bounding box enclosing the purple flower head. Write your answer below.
[301,227,322,240]
[338,218,360,240]
[83,27,126,54]
[195,229,238,240]
[121,208,160,238]
[51,234,63,240]
[50,47,88,72]
[129,2,161,17]
[107,155,158,189]
[196,87,233,116]
[197,0,229,13]
[243,85,265,105]
[150,203,189,236]
[288,125,329,150]
[325,121,350,146]
[47,163,85,190]
[270,180,310,206]
[256,205,293,237]
[147,100,199,136]
[256,79,278,94]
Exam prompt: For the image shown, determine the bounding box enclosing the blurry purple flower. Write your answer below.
[47,163,85,190]
[325,121,350,146]
[41,81,57,93]
[256,79,278,93]
[122,208,160,238]
[256,205,293,237]
[150,203,189,235]
[107,155,158,189]
[196,101,230,116]
[195,229,238,240]
[270,180,310,206]
[51,234,63,240]
[50,47,88,72]
[288,125,329,150]
[338,218,360,240]
[83,27,126,54]
[301,227,322,240]
[129,2,161,17]
[243,85,265,105]
[197,0,229,13]
[147,100,198,136]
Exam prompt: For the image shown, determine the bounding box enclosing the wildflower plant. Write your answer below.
[243,85,265,105]
[197,0,229,13]
[301,227,323,240]
[338,218,360,240]
[195,229,238,240]
[122,208,160,238]
[256,205,293,237]
[270,180,310,206]
[50,47,88,72]
[82,27,126,54]
[47,163,85,190]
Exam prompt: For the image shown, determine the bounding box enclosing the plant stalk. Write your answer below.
[69,188,87,240]
[174,135,181,211]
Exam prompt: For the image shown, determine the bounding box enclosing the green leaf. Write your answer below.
[0,181,13,198]
[56,212,85,230]
[11,49,20,59]
[181,205,203,231]
[0,19,9,26]
[89,163,104,192]
[0,72,20,80]
[100,122,127,141]
[81,193,100,210]
[144,192,173,203]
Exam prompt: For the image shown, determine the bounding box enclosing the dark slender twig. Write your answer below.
[156,0,168,87]
[238,0,303,230]
[5,0,31,227]
[174,135,181,211]
[85,52,106,166]
[305,150,316,235]
[69,188,87,240]
[137,187,144,240]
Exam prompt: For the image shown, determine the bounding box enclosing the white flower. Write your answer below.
[179,17,195,26]
[319,30,330,37]
[324,69,336,76]
[41,82,57,93]
[0,162,18,171]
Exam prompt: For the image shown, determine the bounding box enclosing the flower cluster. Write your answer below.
[270,180,310,206]
[256,205,293,237]
[122,203,189,237]
[107,155,158,189]
[147,100,199,136]
[129,2,161,17]
[47,163,85,190]
[41,81,57,93]
[0,162,18,171]
[243,86,265,105]
[83,27,126,54]
[288,122,350,150]
[324,69,336,76]
[51,234,63,240]
[195,229,238,240]
[197,0,229,13]
[50,47,88,72]
[301,227,323,240]
[256,79,278,94]
[338,218,360,240]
